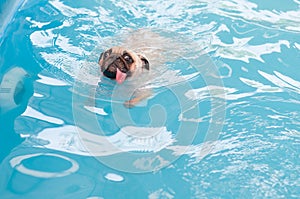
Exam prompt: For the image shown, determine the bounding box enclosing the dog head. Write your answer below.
[98,46,150,84]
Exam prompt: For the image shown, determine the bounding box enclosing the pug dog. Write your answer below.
[98,46,151,107]
[97,29,188,107]
[99,46,150,84]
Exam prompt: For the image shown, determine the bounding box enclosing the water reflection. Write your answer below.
[1,0,300,198]
[0,60,207,196]
[0,67,34,162]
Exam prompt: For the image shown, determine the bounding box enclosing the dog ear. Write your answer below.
[138,54,150,70]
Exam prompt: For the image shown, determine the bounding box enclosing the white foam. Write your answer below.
[26,17,51,28]
[49,0,98,17]
[258,70,300,93]
[30,30,54,48]
[31,125,174,156]
[212,34,290,63]
[33,93,44,98]
[22,106,64,125]
[37,74,70,86]
[104,173,124,182]
[84,106,107,115]
[240,77,283,93]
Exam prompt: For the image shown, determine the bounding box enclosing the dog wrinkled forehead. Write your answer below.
[100,46,136,60]
[110,46,126,54]
[108,46,134,55]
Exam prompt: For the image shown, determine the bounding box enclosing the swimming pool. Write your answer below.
[0,0,299,198]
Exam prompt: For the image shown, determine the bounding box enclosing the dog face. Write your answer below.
[98,46,149,84]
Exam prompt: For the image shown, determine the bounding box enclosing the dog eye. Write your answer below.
[123,54,133,63]
[104,52,109,58]
[103,49,112,58]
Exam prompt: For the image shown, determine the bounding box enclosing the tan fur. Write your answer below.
[98,46,148,76]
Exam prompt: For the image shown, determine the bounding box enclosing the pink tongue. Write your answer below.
[116,68,127,84]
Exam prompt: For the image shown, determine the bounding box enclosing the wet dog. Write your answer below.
[97,29,186,107]
[98,46,151,107]
[98,46,150,84]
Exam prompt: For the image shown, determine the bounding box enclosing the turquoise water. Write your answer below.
[0,0,300,198]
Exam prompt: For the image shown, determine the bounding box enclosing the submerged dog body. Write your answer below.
[98,46,151,107]
[97,29,186,107]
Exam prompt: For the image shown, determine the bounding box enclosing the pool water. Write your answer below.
[0,0,300,198]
